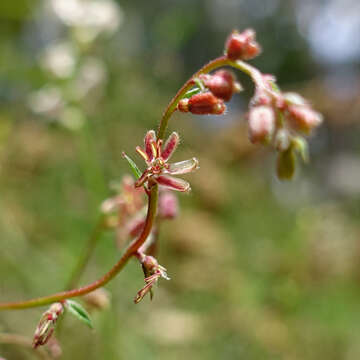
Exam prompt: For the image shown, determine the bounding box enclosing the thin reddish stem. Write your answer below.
[0,186,158,310]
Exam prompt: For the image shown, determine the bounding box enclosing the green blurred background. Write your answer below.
[1,0,360,359]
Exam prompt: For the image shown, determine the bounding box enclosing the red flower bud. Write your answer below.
[225,29,261,61]
[248,105,275,144]
[199,70,241,102]
[287,105,323,133]
[186,92,226,115]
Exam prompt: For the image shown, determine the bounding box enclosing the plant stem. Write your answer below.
[65,215,106,290]
[157,56,269,141]
[0,333,50,360]
[0,186,158,310]
[157,55,229,140]
[0,53,266,312]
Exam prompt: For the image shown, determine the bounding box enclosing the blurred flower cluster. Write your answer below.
[28,0,123,130]
[101,175,179,250]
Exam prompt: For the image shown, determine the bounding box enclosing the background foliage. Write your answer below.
[1,0,360,359]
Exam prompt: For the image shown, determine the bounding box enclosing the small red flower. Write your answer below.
[135,130,199,192]
[178,92,226,115]
[199,70,242,102]
[225,29,261,61]
[248,105,275,144]
[287,105,323,134]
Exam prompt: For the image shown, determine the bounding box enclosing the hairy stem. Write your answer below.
[0,186,158,310]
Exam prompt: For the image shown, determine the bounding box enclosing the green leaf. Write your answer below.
[183,87,201,99]
[122,152,142,179]
[65,300,93,328]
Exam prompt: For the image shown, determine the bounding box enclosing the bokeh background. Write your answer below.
[1,0,360,359]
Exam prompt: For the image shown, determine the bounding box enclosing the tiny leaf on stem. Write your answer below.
[65,300,93,328]
[183,87,201,99]
[122,152,142,179]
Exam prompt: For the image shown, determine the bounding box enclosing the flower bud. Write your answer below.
[158,191,179,219]
[288,105,323,133]
[199,70,241,102]
[187,92,226,115]
[250,89,272,107]
[274,129,290,152]
[32,302,64,349]
[225,29,261,61]
[248,105,275,144]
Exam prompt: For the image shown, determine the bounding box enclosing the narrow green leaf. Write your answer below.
[65,300,93,328]
[122,152,142,179]
[183,87,201,99]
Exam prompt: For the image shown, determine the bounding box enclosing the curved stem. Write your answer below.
[0,53,267,312]
[0,333,50,360]
[0,186,158,310]
[157,55,229,140]
[157,56,270,141]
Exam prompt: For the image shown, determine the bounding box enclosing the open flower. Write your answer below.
[135,130,199,192]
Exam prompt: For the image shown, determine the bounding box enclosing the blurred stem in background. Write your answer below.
[65,214,106,290]
[0,333,50,360]
[76,120,107,210]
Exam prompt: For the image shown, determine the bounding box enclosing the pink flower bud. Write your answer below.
[250,89,272,107]
[187,92,226,115]
[248,106,275,144]
[225,29,261,61]
[33,303,64,349]
[288,105,323,133]
[199,70,241,102]
[159,191,179,219]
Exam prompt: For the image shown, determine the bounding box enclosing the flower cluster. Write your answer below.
[225,29,262,61]
[135,130,199,192]
[246,75,323,179]
[134,254,170,304]
[178,69,242,115]
[32,302,64,348]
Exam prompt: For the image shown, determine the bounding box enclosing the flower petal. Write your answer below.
[136,146,149,162]
[155,175,191,192]
[167,157,199,175]
[161,132,179,161]
[144,130,156,161]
